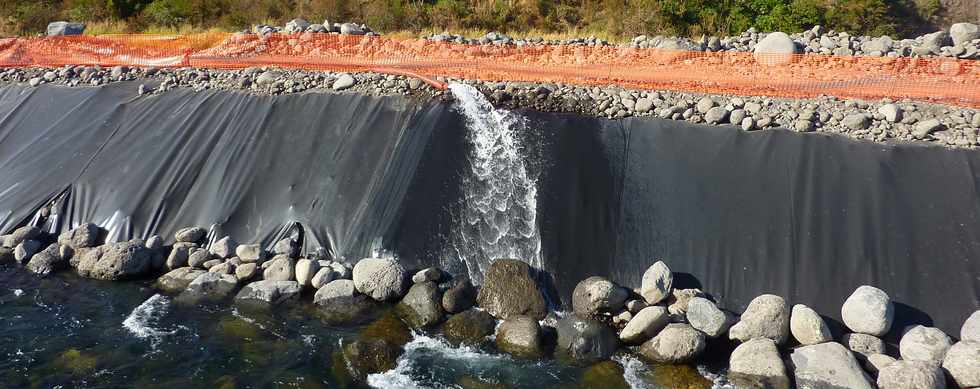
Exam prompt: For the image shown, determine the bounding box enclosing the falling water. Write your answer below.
[447,83,541,283]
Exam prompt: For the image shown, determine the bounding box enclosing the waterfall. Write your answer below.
[447,83,541,283]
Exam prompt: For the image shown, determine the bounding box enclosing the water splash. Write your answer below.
[447,83,541,283]
[614,355,651,389]
[122,294,185,349]
[367,333,506,389]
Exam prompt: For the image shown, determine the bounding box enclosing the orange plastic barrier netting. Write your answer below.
[1,33,979,108]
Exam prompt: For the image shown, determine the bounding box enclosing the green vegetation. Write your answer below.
[0,0,946,38]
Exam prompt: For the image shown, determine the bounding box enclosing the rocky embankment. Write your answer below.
[1,222,978,388]
[3,65,979,148]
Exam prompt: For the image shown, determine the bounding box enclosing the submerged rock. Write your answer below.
[581,360,629,389]
[638,323,706,364]
[352,257,408,302]
[235,280,302,305]
[395,281,445,329]
[442,309,496,345]
[555,315,618,363]
[340,312,411,381]
[313,279,379,325]
[496,315,545,358]
[442,276,477,314]
[729,338,790,389]
[476,259,548,320]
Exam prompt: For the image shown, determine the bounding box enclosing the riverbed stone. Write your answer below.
[339,313,410,381]
[842,333,885,357]
[314,279,379,325]
[639,323,706,364]
[687,297,730,338]
[619,306,669,344]
[5,226,41,248]
[235,262,257,282]
[235,280,302,305]
[942,341,980,388]
[789,342,874,389]
[396,281,444,329]
[178,272,238,304]
[729,338,791,389]
[165,242,194,270]
[667,288,705,316]
[294,258,319,287]
[572,276,629,318]
[729,294,790,344]
[26,244,68,276]
[754,32,799,66]
[476,259,547,320]
[962,310,980,341]
[442,308,496,345]
[57,223,101,249]
[496,315,544,358]
[209,261,234,275]
[175,227,205,243]
[556,315,618,362]
[273,238,299,258]
[187,248,211,268]
[14,239,41,263]
[235,244,265,262]
[310,267,336,289]
[78,239,154,280]
[156,267,204,291]
[876,360,946,389]
[262,255,295,281]
[640,260,673,304]
[352,257,408,302]
[841,285,893,336]
[442,276,477,314]
[209,236,237,258]
[202,259,222,270]
[900,325,952,363]
[412,267,442,284]
[791,304,832,345]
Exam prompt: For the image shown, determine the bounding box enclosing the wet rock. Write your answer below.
[210,236,237,258]
[442,276,477,314]
[619,306,669,344]
[57,223,101,248]
[156,267,207,293]
[235,244,266,262]
[352,257,408,302]
[647,364,713,389]
[791,304,832,345]
[476,259,547,320]
[442,309,496,345]
[235,280,302,305]
[262,255,295,281]
[14,239,41,263]
[841,285,893,336]
[789,342,874,389]
[175,227,205,243]
[572,276,629,318]
[314,279,379,325]
[963,310,980,341]
[555,315,618,362]
[412,267,442,284]
[687,297,730,338]
[842,333,885,357]
[729,338,790,389]
[77,239,154,280]
[177,272,238,304]
[876,360,946,389]
[54,348,97,375]
[496,315,544,358]
[729,294,790,344]
[899,325,952,363]
[640,260,673,304]
[234,262,257,282]
[396,281,444,329]
[294,258,319,287]
[639,323,706,364]
[340,313,410,381]
[942,341,980,388]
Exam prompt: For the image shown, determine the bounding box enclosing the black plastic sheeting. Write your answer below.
[0,83,976,336]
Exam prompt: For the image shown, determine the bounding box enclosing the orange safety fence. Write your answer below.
[1,33,979,108]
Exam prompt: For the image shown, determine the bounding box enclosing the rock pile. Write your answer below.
[250,18,378,36]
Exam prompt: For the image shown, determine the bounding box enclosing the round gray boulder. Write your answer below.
[942,341,980,388]
[843,333,886,357]
[841,285,893,336]
[174,227,205,243]
[877,360,946,389]
[572,276,628,318]
[687,297,730,338]
[900,325,952,363]
[442,276,477,314]
[789,342,874,389]
[352,257,408,302]
[729,338,790,389]
[790,304,832,345]
[209,236,237,259]
[294,258,319,287]
[496,315,544,358]
[77,239,154,281]
[640,260,672,304]
[638,323,706,364]
[57,223,101,249]
[177,272,238,304]
[729,294,790,344]
[262,255,295,281]
[754,32,799,66]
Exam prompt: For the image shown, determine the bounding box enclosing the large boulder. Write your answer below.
[729,294,790,344]
[5,226,41,248]
[899,325,952,364]
[262,255,295,281]
[26,244,68,276]
[284,18,310,33]
[352,257,408,302]
[942,341,980,388]
[962,310,980,342]
[496,315,545,358]
[235,244,266,263]
[77,239,154,280]
[790,304,832,345]
[572,276,628,318]
[57,223,101,249]
[729,338,791,389]
[313,279,379,325]
[156,267,207,293]
[47,21,86,36]
[640,260,673,304]
[687,297,730,338]
[177,273,238,304]
[950,22,980,47]
[841,286,893,336]
[442,309,496,345]
[235,280,302,305]
[638,323,706,364]
[876,360,946,389]
[442,276,477,314]
[338,313,411,381]
[294,258,319,287]
[619,306,669,344]
[789,342,874,389]
[476,259,548,320]
[209,236,237,259]
[14,239,41,264]
[395,281,444,329]
[754,32,799,66]
[174,227,205,243]
[165,242,195,270]
[555,315,618,362]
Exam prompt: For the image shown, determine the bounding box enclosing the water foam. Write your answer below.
[614,355,651,389]
[447,83,541,283]
[366,332,506,389]
[122,294,183,348]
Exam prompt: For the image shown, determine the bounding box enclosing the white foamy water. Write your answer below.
[447,83,542,283]
[366,332,505,389]
[122,294,183,348]
[614,355,651,388]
